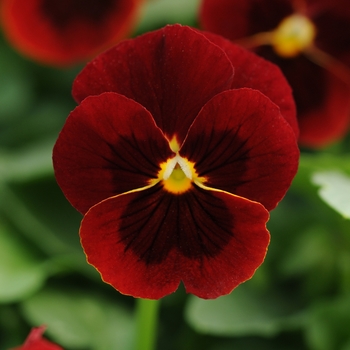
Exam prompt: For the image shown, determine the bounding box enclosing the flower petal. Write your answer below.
[53,92,173,214]
[72,24,234,144]
[13,326,63,350]
[313,1,350,56]
[298,69,350,147]
[80,183,269,299]
[202,31,299,136]
[180,89,299,211]
[199,0,350,148]
[258,48,350,147]
[199,0,293,41]
[1,0,142,66]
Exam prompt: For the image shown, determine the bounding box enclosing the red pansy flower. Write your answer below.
[11,326,63,350]
[53,25,299,299]
[200,0,350,148]
[0,0,143,66]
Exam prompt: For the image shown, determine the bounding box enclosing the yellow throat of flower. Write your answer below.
[154,138,205,194]
[159,155,192,194]
[271,14,316,57]
[158,154,198,194]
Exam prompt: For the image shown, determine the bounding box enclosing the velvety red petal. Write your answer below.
[72,24,234,144]
[181,188,269,299]
[199,0,293,41]
[80,183,269,299]
[53,92,173,214]
[312,2,350,58]
[180,89,299,211]
[13,326,62,350]
[257,47,350,147]
[199,0,350,147]
[298,70,350,147]
[203,31,298,136]
[308,0,350,19]
[1,0,142,66]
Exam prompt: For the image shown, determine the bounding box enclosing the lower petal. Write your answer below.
[80,183,270,299]
[181,188,270,299]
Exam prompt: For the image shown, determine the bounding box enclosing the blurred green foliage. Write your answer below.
[1,0,350,349]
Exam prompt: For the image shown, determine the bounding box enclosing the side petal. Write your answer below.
[72,24,234,144]
[180,89,299,211]
[53,92,173,214]
[203,31,299,136]
[80,183,270,300]
[1,0,143,66]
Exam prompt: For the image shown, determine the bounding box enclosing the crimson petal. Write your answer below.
[13,326,62,350]
[298,70,350,147]
[53,92,173,214]
[258,47,350,147]
[72,24,235,144]
[180,89,299,211]
[202,31,298,136]
[199,0,350,148]
[1,0,142,66]
[80,183,269,299]
[199,0,293,41]
[315,4,350,56]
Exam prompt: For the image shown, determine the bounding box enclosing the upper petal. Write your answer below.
[72,24,235,144]
[80,183,269,299]
[0,0,143,66]
[202,31,299,136]
[180,89,299,211]
[53,92,173,214]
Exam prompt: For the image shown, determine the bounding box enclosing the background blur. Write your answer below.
[1,0,350,349]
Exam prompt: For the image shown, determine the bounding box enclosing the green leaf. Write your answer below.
[280,226,336,276]
[299,154,350,173]
[278,226,339,297]
[136,0,200,33]
[342,339,350,350]
[0,140,54,183]
[0,221,47,303]
[0,72,34,122]
[292,154,350,195]
[185,282,305,337]
[312,170,350,219]
[305,296,350,350]
[0,51,35,123]
[21,288,135,350]
[0,184,79,255]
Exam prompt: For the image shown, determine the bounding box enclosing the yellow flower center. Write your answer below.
[271,14,316,57]
[157,154,197,194]
[149,138,206,194]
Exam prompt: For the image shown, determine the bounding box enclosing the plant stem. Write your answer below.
[135,298,160,350]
